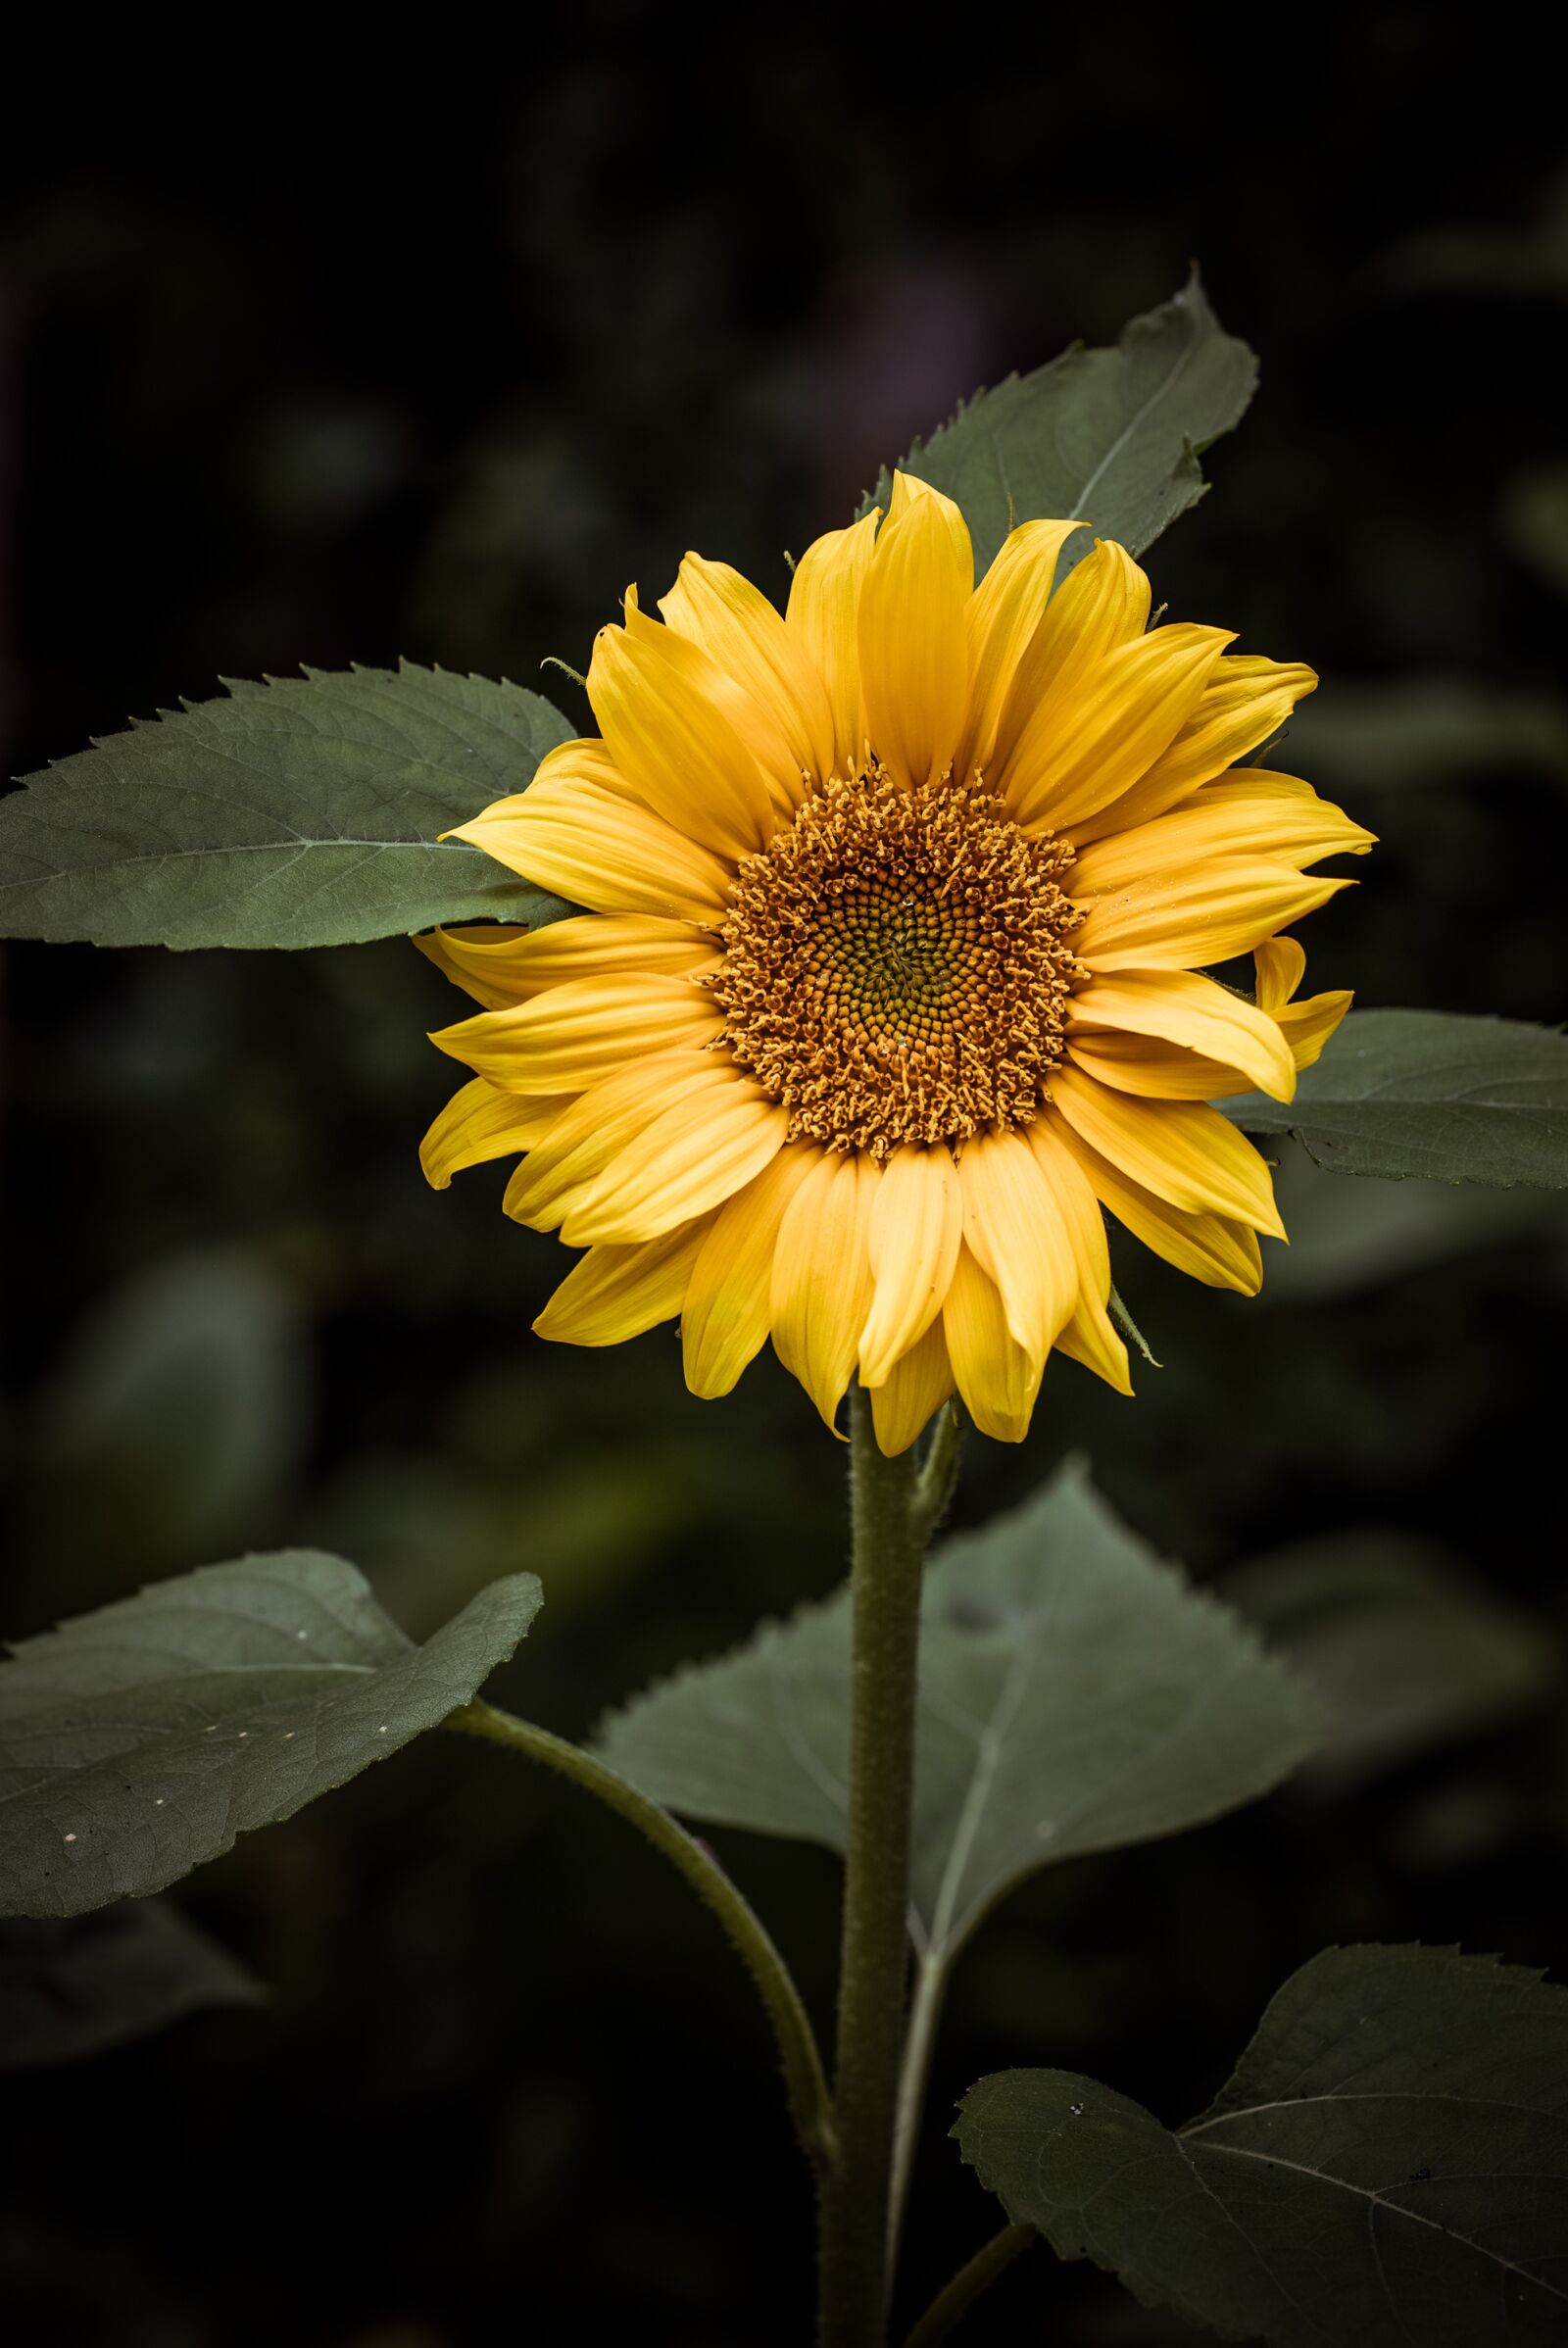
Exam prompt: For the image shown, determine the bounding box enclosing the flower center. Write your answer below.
[709,765,1086,1154]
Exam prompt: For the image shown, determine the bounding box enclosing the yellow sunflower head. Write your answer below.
[419,474,1372,1453]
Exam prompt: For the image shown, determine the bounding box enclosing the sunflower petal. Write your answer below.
[1070,777,1374,895]
[681,1146,819,1398]
[943,1245,1041,1443]
[858,1144,963,1388]
[956,1128,1076,1357]
[431,973,722,1094]
[1065,1030,1257,1101]
[559,1084,788,1247]
[1026,1117,1133,1394]
[453,746,734,922]
[989,540,1155,794]
[533,1223,710,1346]
[419,1078,566,1191]
[858,473,973,786]
[771,1150,879,1431]
[1073,857,1352,972]
[956,518,1088,778]
[587,601,778,858]
[502,1054,733,1231]
[1049,1063,1285,1238]
[786,510,880,777]
[416,914,718,1009]
[1071,655,1319,841]
[661,554,834,794]
[1006,621,1234,833]
[1070,968,1296,1101]
[868,1318,955,1456]
[1253,934,1307,1010]
[1050,1115,1263,1294]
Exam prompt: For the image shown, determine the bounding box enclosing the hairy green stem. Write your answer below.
[815,1387,930,2346]
[888,1949,949,2264]
[902,2224,1037,2348]
[448,1698,836,2177]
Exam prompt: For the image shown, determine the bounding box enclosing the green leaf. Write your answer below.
[956,1943,1568,2347]
[860,272,1257,576]
[1221,1011,1568,1187]
[0,1899,265,2073]
[599,1461,1318,1958]
[0,662,576,950]
[0,1552,542,1918]
[1220,1535,1558,1778]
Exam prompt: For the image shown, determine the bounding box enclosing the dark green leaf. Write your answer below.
[0,1899,265,2073]
[861,272,1257,576]
[599,1461,1317,1956]
[956,1943,1568,2347]
[1221,1535,1557,1777]
[0,1552,542,1918]
[0,662,575,950]
[1221,1011,1568,1187]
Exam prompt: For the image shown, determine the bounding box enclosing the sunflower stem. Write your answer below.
[816,1387,931,2347]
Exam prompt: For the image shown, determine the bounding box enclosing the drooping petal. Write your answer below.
[858,474,973,786]
[1253,936,1353,1070]
[956,1128,1077,1358]
[1026,1116,1132,1394]
[1064,1030,1257,1101]
[586,598,779,857]
[532,1222,711,1346]
[1049,1062,1285,1238]
[1071,656,1319,842]
[660,554,835,793]
[681,1146,819,1398]
[1072,858,1352,972]
[858,1144,963,1388]
[942,1245,1041,1443]
[416,914,719,1009]
[1070,776,1374,895]
[419,1078,568,1191]
[452,744,734,922]
[786,510,880,776]
[502,1054,734,1231]
[1006,622,1234,834]
[1069,968,1296,1101]
[559,1084,789,1247]
[1050,1115,1263,1294]
[868,1317,955,1456]
[770,1150,879,1432]
[989,540,1155,795]
[432,973,722,1094]
[1253,934,1307,1010]
[956,518,1088,778]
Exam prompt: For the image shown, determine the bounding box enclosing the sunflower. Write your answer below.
[419,475,1372,1452]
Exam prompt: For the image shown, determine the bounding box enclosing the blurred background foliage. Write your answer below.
[1,10,1564,2343]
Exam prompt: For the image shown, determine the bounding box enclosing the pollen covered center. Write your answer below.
[710,765,1086,1153]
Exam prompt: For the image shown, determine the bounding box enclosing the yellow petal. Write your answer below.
[419,1078,566,1191]
[868,1318,955,1456]
[416,914,718,1009]
[452,745,734,922]
[956,518,1088,778]
[858,1144,963,1388]
[502,1053,734,1231]
[1026,1117,1132,1394]
[956,1128,1077,1357]
[681,1146,819,1398]
[559,1085,789,1247]
[1253,934,1307,1011]
[1006,622,1234,834]
[660,554,835,794]
[1070,777,1374,895]
[1049,1063,1285,1238]
[1049,1115,1263,1294]
[786,510,880,777]
[989,540,1154,793]
[1070,969,1296,1101]
[1065,1031,1258,1101]
[858,473,973,785]
[1072,656,1319,842]
[533,1222,710,1347]
[586,603,778,858]
[431,973,722,1093]
[1073,857,1352,972]
[770,1150,878,1431]
[942,1245,1041,1443]
[1278,986,1353,1071]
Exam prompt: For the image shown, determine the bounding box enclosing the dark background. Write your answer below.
[2,10,1565,2342]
